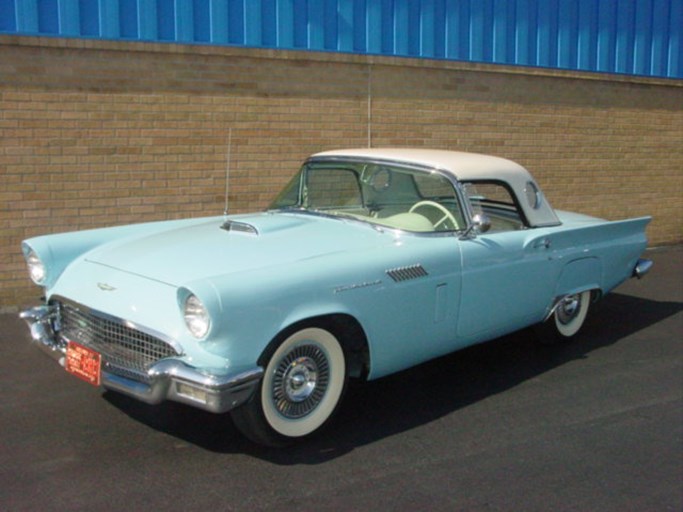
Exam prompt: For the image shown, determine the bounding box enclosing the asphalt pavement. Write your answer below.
[1,246,681,511]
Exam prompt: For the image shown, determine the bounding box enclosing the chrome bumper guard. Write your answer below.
[632,258,653,279]
[19,305,263,414]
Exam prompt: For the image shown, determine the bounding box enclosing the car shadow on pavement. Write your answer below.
[103,292,683,463]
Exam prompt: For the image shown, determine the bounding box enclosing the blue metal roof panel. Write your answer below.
[0,0,680,79]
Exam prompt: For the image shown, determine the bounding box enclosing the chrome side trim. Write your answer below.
[632,258,653,279]
[544,296,564,323]
[20,304,263,414]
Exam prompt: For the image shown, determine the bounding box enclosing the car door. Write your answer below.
[457,181,557,340]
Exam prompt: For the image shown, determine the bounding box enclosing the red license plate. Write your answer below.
[65,341,101,386]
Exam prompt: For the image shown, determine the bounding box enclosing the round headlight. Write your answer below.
[183,294,211,338]
[25,248,46,285]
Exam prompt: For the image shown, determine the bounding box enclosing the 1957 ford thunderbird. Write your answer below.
[21,148,652,446]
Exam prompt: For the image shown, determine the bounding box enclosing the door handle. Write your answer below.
[533,238,552,249]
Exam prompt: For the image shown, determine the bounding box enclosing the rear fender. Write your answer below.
[545,215,650,300]
[555,257,602,298]
[542,258,602,322]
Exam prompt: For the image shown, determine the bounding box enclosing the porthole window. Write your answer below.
[368,167,392,192]
[525,181,542,210]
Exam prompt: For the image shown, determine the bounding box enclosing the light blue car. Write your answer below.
[21,148,652,446]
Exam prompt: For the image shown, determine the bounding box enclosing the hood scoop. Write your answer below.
[220,219,259,236]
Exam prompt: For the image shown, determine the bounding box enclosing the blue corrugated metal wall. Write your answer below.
[0,0,680,78]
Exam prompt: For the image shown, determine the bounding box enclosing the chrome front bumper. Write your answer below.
[19,305,263,414]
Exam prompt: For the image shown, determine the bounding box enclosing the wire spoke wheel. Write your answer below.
[231,326,347,446]
[271,344,330,419]
[261,328,345,438]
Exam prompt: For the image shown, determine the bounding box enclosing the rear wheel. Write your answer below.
[536,290,592,344]
[231,327,347,446]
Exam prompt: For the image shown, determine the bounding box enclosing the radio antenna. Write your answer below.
[223,128,232,216]
[367,64,373,148]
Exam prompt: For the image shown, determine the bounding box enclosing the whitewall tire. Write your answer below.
[536,290,592,344]
[231,327,347,446]
[554,291,591,338]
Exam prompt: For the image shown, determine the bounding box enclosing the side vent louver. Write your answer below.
[386,264,428,282]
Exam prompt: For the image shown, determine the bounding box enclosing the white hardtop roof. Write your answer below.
[311,148,530,183]
[311,148,561,228]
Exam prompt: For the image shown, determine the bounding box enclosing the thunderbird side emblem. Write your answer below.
[97,282,117,292]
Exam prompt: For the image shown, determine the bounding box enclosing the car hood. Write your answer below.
[84,212,383,286]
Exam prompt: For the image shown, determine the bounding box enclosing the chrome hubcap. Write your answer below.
[272,345,329,419]
[557,294,581,325]
[284,358,317,402]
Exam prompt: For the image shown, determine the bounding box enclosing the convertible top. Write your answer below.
[311,148,561,228]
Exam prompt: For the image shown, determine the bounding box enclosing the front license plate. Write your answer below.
[65,341,101,386]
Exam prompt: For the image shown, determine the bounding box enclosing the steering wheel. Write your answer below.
[409,200,459,230]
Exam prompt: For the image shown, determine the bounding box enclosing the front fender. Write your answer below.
[187,255,384,372]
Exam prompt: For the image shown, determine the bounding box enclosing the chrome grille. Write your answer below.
[55,300,180,377]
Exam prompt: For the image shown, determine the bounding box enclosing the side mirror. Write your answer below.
[472,213,491,234]
[460,213,491,239]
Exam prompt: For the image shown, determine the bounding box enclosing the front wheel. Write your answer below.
[536,290,592,344]
[231,327,347,446]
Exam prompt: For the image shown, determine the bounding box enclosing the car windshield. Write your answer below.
[269,160,466,232]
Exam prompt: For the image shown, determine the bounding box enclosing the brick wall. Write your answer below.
[1,36,682,311]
